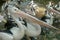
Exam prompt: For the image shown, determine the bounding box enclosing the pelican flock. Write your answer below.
[0,0,59,40]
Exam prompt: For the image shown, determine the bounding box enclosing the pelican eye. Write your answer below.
[15,9,17,11]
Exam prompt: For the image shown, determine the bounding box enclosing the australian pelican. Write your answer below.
[7,4,41,40]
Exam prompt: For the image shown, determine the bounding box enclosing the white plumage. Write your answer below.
[25,22,41,37]
[7,5,41,37]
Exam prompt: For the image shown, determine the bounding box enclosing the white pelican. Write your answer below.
[7,5,41,38]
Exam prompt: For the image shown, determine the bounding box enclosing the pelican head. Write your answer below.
[7,5,19,13]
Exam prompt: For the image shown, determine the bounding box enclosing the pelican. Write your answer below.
[7,4,41,38]
[6,1,41,39]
